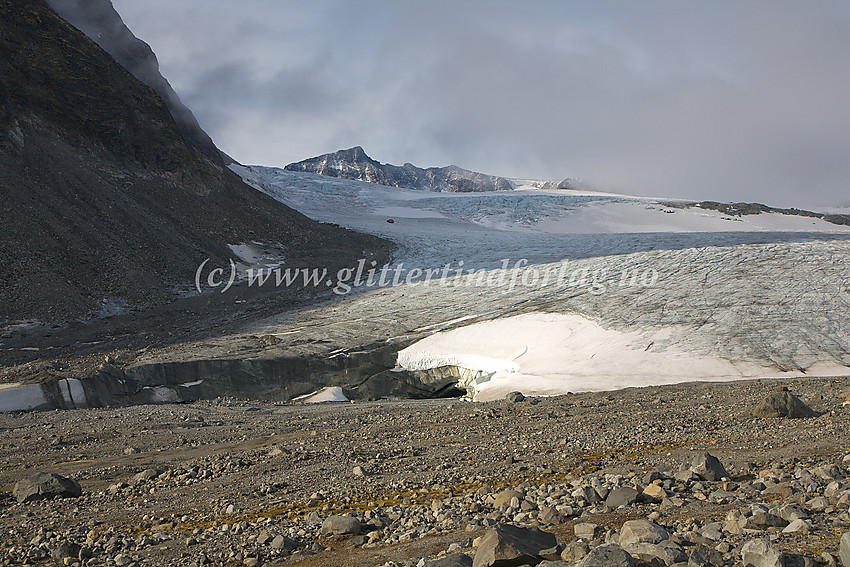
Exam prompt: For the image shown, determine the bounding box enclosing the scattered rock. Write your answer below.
[505,392,525,403]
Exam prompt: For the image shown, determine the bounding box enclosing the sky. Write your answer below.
[111,1,850,208]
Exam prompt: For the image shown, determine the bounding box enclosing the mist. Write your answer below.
[111,0,850,208]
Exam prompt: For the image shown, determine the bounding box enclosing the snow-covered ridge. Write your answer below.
[283,146,575,193]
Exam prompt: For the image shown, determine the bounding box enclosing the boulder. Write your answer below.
[752,388,818,418]
[13,472,82,503]
[319,515,361,536]
[623,543,686,566]
[505,391,525,403]
[620,520,669,546]
[576,545,635,567]
[575,523,604,540]
[605,487,640,508]
[493,489,523,509]
[690,452,729,481]
[839,532,850,567]
[742,538,783,567]
[428,554,473,567]
[688,544,723,567]
[472,524,557,567]
[745,512,789,530]
[131,468,161,484]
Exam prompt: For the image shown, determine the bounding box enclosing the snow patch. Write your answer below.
[294,386,349,403]
[396,312,850,401]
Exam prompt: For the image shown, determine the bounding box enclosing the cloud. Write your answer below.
[112,0,850,207]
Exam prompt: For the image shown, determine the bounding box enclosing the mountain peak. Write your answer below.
[285,148,516,192]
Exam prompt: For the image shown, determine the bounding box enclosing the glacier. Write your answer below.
[230,164,850,399]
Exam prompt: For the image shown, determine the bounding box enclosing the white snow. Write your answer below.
[397,312,850,401]
[0,382,47,412]
[294,386,349,403]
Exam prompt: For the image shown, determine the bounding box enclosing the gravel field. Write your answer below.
[2,376,850,566]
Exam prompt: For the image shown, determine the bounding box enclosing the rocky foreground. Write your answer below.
[2,377,850,567]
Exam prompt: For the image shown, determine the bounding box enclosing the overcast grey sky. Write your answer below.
[112,1,850,207]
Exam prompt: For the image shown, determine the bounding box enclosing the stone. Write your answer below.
[779,504,808,522]
[243,559,259,567]
[620,520,670,546]
[839,532,850,567]
[51,541,81,560]
[271,535,294,550]
[575,523,604,540]
[573,485,602,503]
[623,543,686,567]
[576,544,635,567]
[745,512,789,530]
[539,506,562,524]
[505,391,525,403]
[493,489,523,509]
[690,452,729,481]
[320,515,362,536]
[643,483,668,501]
[742,539,783,567]
[606,487,640,508]
[782,519,812,534]
[13,472,82,503]
[472,524,557,567]
[562,542,590,562]
[428,554,473,567]
[123,447,140,455]
[688,544,723,567]
[353,465,368,477]
[752,388,818,419]
[131,469,160,484]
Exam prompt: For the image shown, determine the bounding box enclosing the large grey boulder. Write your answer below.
[752,387,818,419]
[619,520,669,546]
[319,515,361,536]
[839,531,850,567]
[623,543,686,567]
[690,452,729,481]
[688,544,724,567]
[605,487,640,508]
[742,538,783,567]
[13,472,82,503]
[472,524,557,567]
[576,545,635,567]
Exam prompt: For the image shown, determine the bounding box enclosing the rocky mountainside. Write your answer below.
[0,0,388,325]
[285,146,573,192]
[44,0,220,161]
